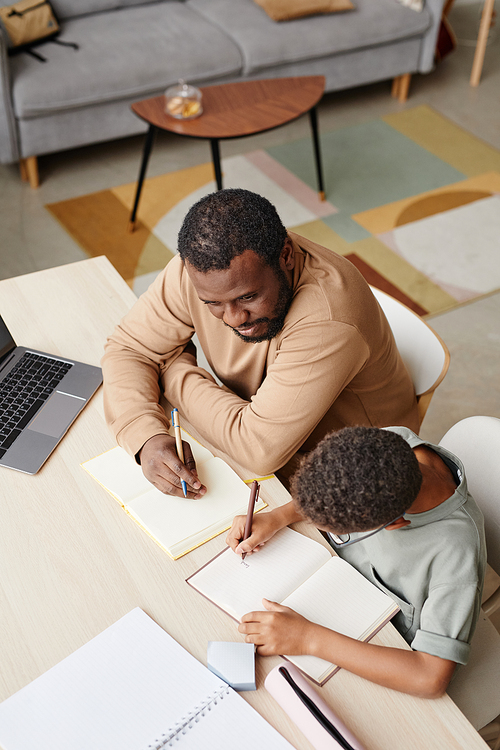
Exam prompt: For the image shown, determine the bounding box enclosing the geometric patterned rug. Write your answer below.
[46,105,500,316]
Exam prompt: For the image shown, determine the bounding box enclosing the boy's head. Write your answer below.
[291,426,422,534]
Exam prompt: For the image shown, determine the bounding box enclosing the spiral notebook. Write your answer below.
[0,608,294,750]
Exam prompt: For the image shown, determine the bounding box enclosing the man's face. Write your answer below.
[185,245,294,343]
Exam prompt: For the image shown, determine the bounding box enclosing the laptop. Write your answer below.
[0,315,103,475]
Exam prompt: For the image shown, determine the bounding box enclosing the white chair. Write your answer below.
[439,416,500,744]
[370,286,450,426]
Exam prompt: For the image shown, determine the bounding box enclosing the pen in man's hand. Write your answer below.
[241,480,260,560]
[171,408,188,497]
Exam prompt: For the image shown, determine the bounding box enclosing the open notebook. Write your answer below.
[0,608,294,750]
[187,527,399,685]
[82,429,266,559]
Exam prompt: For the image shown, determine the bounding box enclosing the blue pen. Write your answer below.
[171,408,188,497]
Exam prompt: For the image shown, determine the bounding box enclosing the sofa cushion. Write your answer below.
[187,0,431,76]
[50,0,181,21]
[11,2,242,118]
[254,0,354,22]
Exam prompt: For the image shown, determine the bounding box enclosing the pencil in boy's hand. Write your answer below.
[241,480,260,560]
[171,408,188,497]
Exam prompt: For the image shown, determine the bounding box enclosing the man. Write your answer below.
[228,426,486,698]
[102,189,418,496]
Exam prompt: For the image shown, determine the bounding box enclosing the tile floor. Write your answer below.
[0,0,499,740]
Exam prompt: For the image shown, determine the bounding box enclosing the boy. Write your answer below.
[227,426,486,698]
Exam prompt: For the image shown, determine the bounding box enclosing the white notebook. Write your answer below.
[82,429,266,559]
[187,527,399,685]
[0,608,294,750]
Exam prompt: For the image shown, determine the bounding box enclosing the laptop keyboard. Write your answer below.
[0,352,73,459]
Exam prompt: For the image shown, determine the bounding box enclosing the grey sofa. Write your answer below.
[0,0,445,185]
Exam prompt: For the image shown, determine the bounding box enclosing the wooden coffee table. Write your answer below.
[128,76,326,231]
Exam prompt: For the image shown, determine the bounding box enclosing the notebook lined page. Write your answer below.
[0,608,293,750]
[187,527,331,620]
[283,556,397,636]
[282,557,399,680]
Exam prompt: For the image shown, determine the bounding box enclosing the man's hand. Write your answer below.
[139,434,206,498]
[238,599,314,656]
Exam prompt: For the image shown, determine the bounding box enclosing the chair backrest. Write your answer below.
[370,287,450,423]
[446,611,500,731]
[439,416,500,577]
[440,417,500,733]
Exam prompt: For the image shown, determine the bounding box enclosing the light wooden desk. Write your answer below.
[0,257,486,750]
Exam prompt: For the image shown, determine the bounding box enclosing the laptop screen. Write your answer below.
[0,316,16,366]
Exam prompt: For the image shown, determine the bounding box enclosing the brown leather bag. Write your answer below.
[0,0,59,49]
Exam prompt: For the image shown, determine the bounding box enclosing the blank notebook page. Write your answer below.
[0,608,293,750]
[188,527,331,619]
[127,458,255,549]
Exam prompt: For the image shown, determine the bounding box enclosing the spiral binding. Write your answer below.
[145,684,230,748]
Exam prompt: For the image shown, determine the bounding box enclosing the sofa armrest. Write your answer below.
[0,28,19,164]
[418,0,446,73]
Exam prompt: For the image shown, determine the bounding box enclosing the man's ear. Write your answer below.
[385,516,411,531]
[280,237,295,271]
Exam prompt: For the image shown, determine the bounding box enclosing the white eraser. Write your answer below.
[207,641,256,691]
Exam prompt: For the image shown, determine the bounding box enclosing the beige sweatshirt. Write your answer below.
[102,233,419,478]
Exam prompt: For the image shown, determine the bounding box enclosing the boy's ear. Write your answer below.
[385,516,411,531]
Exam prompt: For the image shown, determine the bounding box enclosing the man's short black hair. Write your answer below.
[177,188,288,272]
[291,426,422,533]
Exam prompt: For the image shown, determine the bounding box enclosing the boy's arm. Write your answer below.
[239,600,456,698]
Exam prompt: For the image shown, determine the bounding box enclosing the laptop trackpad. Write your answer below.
[27,391,84,439]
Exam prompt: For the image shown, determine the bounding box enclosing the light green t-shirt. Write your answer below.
[336,426,486,665]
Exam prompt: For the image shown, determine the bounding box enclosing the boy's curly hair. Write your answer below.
[177,188,287,272]
[291,426,422,533]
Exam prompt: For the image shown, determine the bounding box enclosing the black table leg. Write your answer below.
[210,139,223,191]
[128,124,157,232]
[309,106,325,201]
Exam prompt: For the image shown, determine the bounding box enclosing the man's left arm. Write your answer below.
[163,320,369,476]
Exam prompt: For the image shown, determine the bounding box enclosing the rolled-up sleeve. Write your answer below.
[411,582,481,664]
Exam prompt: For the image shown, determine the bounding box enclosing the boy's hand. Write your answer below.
[226,510,282,556]
[226,502,304,556]
[238,599,314,656]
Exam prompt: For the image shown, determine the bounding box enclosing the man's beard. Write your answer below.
[224,268,293,344]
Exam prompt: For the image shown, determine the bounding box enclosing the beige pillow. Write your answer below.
[395,0,423,10]
[254,0,355,22]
